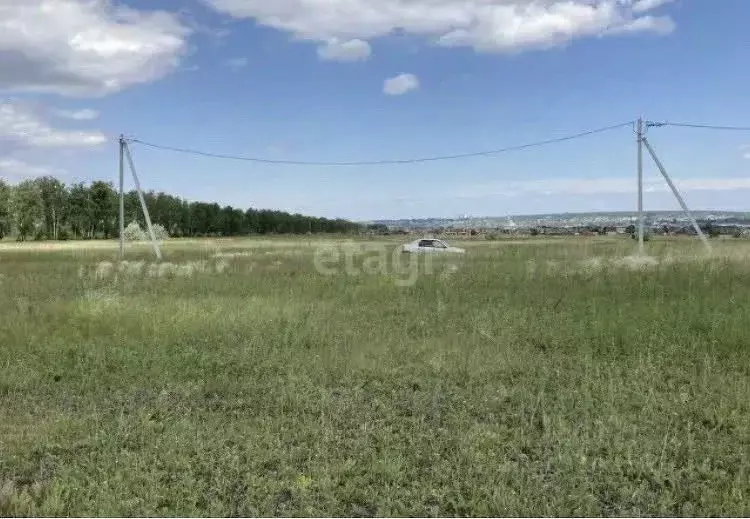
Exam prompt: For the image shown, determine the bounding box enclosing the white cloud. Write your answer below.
[53,108,100,121]
[384,73,419,96]
[457,176,750,198]
[203,0,675,55]
[317,39,372,61]
[677,178,750,192]
[0,0,189,96]
[605,13,674,36]
[632,0,674,14]
[223,57,249,70]
[0,158,65,180]
[0,102,107,148]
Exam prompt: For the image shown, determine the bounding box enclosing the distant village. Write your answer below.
[366,212,750,239]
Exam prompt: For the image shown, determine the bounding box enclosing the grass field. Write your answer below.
[1,236,748,516]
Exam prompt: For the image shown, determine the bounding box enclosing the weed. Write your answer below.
[0,237,748,515]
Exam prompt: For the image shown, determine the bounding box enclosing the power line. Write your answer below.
[648,121,750,131]
[126,121,634,167]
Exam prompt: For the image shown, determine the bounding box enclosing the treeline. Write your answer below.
[0,177,361,241]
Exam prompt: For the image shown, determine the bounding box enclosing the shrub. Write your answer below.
[123,222,169,241]
[152,223,169,241]
[123,222,147,241]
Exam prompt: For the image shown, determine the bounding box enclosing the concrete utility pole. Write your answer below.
[642,136,712,253]
[123,140,163,261]
[636,118,645,254]
[119,135,125,261]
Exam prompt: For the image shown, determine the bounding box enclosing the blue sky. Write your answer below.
[1,0,748,220]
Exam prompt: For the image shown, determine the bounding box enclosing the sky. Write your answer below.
[0,0,748,221]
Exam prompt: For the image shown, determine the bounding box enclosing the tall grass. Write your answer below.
[0,236,748,516]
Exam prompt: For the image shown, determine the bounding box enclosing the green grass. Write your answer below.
[1,236,748,516]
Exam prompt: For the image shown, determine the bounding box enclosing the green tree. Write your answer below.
[220,206,244,236]
[0,179,11,239]
[89,181,116,238]
[11,180,44,241]
[68,183,94,239]
[179,200,192,237]
[244,209,260,234]
[159,194,186,236]
[0,175,363,241]
[205,203,219,235]
[35,176,67,240]
[123,191,142,228]
[189,202,208,236]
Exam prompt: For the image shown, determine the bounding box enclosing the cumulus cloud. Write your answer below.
[632,0,674,14]
[605,13,674,36]
[383,73,419,96]
[0,158,66,180]
[0,0,189,97]
[0,102,107,148]
[203,0,675,55]
[53,108,100,121]
[317,39,372,61]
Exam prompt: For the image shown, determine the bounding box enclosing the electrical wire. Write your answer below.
[649,121,750,131]
[126,121,635,167]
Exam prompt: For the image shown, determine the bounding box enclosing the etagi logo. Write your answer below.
[313,241,445,287]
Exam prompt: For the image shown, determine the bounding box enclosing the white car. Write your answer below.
[402,238,466,254]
